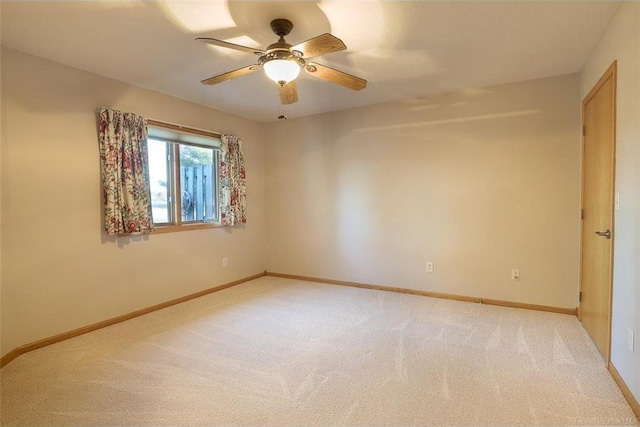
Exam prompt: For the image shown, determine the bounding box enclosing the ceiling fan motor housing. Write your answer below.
[259,50,305,67]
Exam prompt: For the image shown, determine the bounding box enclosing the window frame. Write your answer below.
[147,121,222,234]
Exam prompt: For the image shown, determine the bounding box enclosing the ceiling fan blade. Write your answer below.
[305,63,367,91]
[201,65,261,85]
[196,37,264,55]
[291,33,346,59]
[279,81,299,105]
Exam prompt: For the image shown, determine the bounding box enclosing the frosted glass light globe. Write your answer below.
[263,59,301,85]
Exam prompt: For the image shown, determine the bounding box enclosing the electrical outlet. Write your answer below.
[425,262,434,273]
[511,269,520,280]
[222,257,228,267]
[629,329,635,353]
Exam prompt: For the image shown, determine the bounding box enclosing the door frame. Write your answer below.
[578,60,617,365]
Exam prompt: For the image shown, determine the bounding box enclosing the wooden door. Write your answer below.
[580,61,616,361]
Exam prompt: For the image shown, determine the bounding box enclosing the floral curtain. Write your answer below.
[97,108,154,235]
[219,134,247,226]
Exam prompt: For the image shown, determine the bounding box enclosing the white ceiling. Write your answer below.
[1,1,620,122]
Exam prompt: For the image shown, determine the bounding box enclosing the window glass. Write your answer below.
[148,138,171,224]
[179,145,216,223]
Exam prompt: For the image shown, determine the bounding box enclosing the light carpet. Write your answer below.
[1,276,638,426]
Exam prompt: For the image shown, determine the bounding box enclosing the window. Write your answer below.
[147,123,221,232]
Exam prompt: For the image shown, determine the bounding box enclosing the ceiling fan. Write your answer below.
[196,18,367,105]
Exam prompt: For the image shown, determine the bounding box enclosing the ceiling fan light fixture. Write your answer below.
[197,18,366,104]
[263,58,301,85]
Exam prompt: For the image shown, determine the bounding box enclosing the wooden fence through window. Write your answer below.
[181,165,215,221]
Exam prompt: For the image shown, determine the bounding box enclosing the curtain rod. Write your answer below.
[95,108,222,139]
[146,118,221,139]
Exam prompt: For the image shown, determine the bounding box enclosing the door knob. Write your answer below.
[595,229,612,239]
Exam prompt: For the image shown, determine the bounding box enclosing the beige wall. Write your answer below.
[264,74,581,309]
[581,1,640,403]
[0,47,590,362]
[0,48,265,357]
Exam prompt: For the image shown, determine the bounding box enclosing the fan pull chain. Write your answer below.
[278,103,288,121]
